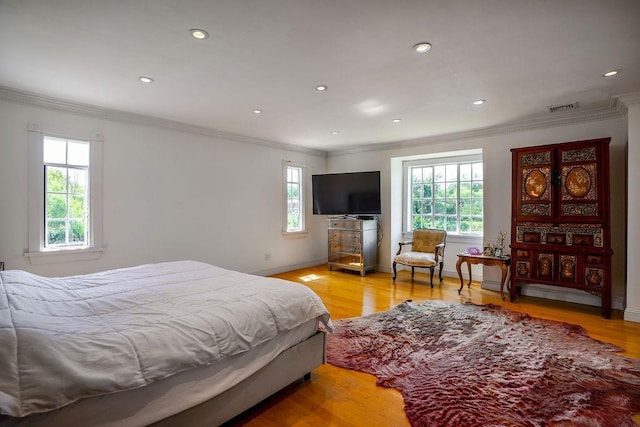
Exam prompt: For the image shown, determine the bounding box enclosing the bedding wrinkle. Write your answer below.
[0,261,331,418]
[0,273,23,417]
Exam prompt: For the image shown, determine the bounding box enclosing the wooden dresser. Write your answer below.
[509,138,612,318]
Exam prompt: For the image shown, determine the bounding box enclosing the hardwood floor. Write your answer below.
[227,265,640,426]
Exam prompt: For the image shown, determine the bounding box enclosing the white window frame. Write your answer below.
[25,123,104,264]
[403,152,483,238]
[282,161,308,235]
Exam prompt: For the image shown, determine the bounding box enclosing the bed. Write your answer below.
[0,260,331,426]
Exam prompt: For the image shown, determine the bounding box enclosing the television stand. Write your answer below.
[327,218,378,276]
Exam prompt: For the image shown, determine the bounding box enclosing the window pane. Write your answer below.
[412,184,422,199]
[472,199,483,215]
[68,141,89,166]
[460,217,471,232]
[46,194,67,219]
[445,164,457,181]
[421,201,432,214]
[445,216,457,232]
[422,167,432,183]
[422,184,432,198]
[459,199,471,215]
[47,167,67,192]
[445,200,457,215]
[470,217,483,232]
[287,183,299,199]
[412,200,421,215]
[69,220,86,243]
[420,216,433,229]
[433,200,446,214]
[472,182,483,198]
[47,221,66,245]
[434,183,445,198]
[44,137,66,163]
[412,168,422,183]
[472,163,483,180]
[433,216,445,229]
[446,182,457,198]
[70,195,86,218]
[459,182,471,198]
[434,166,445,182]
[68,169,87,194]
[460,164,471,181]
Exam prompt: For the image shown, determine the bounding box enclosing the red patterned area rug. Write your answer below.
[326,300,640,427]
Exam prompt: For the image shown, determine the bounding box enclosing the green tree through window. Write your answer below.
[44,136,90,247]
[407,160,483,234]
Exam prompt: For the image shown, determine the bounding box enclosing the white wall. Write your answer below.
[0,99,328,277]
[624,101,640,321]
[328,116,629,310]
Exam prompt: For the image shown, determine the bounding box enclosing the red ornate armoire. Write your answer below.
[509,138,612,318]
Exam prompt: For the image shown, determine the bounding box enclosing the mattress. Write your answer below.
[0,261,331,421]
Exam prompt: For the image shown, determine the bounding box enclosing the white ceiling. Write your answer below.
[1,0,639,152]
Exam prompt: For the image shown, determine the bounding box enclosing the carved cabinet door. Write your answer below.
[556,142,606,222]
[513,147,555,221]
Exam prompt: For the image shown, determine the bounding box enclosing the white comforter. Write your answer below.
[0,261,331,418]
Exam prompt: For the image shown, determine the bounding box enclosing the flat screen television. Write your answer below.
[312,171,381,215]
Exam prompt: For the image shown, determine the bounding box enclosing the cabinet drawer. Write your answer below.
[330,241,361,254]
[329,220,362,230]
[329,231,361,243]
[585,254,604,265]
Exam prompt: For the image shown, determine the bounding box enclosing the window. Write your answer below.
[44,136,90,248]
[26,124,103,263]
[404,155,483,235]
[283,162,306,233]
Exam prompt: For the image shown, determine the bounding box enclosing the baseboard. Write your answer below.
[252,258,327,277]
[482,280,625,311]
[623,307,640,323]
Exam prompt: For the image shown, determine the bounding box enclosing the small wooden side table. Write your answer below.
[456,253,511,300]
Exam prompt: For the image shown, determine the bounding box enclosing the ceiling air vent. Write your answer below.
[547,102,579,113]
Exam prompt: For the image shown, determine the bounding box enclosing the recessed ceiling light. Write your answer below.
[472,99,486,105]
[315,85,328,91]
[331,131,340,135]
[139,76,154,83]
[413,42,432,53]
[602,69,621,77]
[253,109,263,114]
[190,29,209,40]
[392,118,402,123]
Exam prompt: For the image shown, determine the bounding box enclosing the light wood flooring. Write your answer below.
[227,265,640,426]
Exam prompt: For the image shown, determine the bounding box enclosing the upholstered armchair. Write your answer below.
[393,229,447,287]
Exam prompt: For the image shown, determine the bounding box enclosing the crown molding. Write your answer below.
[0,86,327,157]
[616,91,640,107]
[1,85,631,158]
[330,97,628,156]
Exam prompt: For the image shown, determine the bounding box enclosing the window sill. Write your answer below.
[24,247,105,265]
[402,232,482,244]
[282,229,309,239]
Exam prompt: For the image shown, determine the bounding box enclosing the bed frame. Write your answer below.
[151,331,326,426]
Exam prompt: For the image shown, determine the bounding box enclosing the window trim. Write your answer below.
[282,160,308,236]
[25,124,104,264]
[402,152,483,237]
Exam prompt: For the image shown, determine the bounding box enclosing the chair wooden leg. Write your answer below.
[439,261,444,281]
[429,267,435,288]
[392,262,397,282]
[411,267,415,278]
